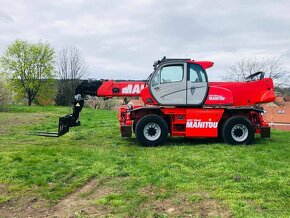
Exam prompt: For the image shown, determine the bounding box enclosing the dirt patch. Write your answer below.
[0,113,44,125]
[151,197,231,217]
[0,180,232,217]
[139,185,164,196]
[0,113,45,136]
[247,199,263,213]
[0,184,8,195]
[0,178,121,218]
[0,195,49,218]
[152,196,196,216]
[0,184,12,204]
[46,178,115,217]
[199,199,232,218]
[140,189,232,218]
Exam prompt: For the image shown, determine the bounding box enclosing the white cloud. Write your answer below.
[0,0,290,81]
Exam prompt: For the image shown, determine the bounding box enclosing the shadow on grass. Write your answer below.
[124,135,268,148]
[166,137,221,146]
[124,136,222,148]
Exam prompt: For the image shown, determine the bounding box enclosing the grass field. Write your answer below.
[0,105,289,217]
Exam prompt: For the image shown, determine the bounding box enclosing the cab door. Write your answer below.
[150,64,186,105]
[186,63,208,105]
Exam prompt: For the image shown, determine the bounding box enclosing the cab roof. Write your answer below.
[153,57,214,70]
[187,60,214,70]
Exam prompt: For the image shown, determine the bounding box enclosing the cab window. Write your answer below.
[151,71,160,87]
[160,65,183,84]
[188,64,207,83]
[151,65,183,87]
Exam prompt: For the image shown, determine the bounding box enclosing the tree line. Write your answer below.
[0,40,289,107]
[0,40,87,107]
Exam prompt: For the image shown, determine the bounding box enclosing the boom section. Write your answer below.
[97,80,146,98]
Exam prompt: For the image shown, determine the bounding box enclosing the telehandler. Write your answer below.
[54,57,275,146]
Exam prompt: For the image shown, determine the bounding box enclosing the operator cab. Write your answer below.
[149,57,212,106]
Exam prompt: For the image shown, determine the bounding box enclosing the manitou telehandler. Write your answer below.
[54,57,275,146]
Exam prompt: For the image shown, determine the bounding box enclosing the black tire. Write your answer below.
[222,116,255,145]
[135,115,168,146]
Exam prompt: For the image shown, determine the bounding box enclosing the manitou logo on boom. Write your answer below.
[186,119,218,129]
[122,84,144,94]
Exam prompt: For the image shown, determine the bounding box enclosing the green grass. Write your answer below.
[0,105,289,217]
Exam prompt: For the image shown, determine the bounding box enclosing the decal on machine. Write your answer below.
[208,95,225,101]
[186,119,218,128]
[122,84,145,94]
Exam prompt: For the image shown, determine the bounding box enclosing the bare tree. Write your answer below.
[56,46,88,106]
[57,46,87,80]
[223,58,290,89]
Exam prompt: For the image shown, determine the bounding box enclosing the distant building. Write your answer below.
[263,96,290,131]
[127,98,144,107]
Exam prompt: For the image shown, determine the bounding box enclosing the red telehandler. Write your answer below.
[54,57,275,146]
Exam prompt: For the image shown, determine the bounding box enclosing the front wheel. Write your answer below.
[135,115,168,146]
[222,116,255,145]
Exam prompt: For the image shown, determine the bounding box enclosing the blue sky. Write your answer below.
[0,0,290,81]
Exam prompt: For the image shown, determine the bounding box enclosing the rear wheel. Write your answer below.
[135,115,168,146]
[222,116,255,145]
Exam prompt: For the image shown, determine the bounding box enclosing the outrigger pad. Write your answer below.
[261,126,270,138]
[121,125,132,137]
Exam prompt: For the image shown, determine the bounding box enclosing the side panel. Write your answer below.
[160,108,224,138]
[208,78,275,106]
[204,86,233,106]
[185,109,224,137]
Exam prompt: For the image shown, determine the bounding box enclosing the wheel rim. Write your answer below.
[231,124,249,142]
[143,123,161,141]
